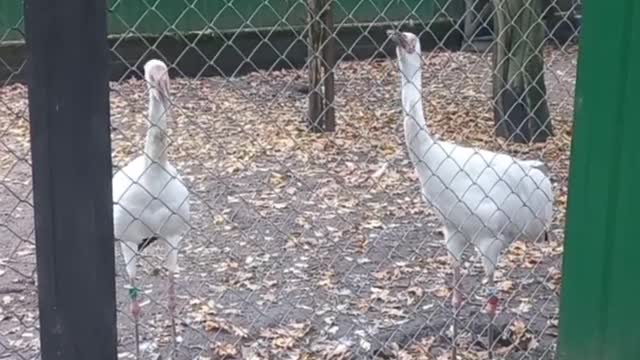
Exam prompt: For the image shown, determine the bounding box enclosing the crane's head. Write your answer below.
[144,59,170,102]
[387,30,422,71]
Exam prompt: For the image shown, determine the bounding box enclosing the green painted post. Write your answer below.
[557,0,640,359]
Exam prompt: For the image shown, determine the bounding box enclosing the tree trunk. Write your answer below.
[307,0,335,132]
[307,0,324,132]
[321,0,336,132]
[492,0,552,143]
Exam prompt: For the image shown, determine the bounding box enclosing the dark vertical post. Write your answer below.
[25,0,116,359]
[307,0,324,132]
[463,0,476,43]
[321,0,336,132]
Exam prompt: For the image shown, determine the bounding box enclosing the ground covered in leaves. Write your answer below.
[0,44,576,359]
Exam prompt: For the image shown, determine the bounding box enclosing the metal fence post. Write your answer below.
[24,0,116,359]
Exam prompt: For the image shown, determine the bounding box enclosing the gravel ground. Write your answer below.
[0,43,577,360]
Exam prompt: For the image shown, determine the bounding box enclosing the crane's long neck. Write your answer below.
[144,94,169,165]
[400,61,434,170]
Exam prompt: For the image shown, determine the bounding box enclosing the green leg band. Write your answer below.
[129,286,141,300]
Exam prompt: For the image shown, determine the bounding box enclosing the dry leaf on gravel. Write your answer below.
[211,342,239,358]
[311,339,353,360]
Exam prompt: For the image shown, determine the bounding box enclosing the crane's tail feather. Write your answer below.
[138,236,160,252]
[520,160,550,176]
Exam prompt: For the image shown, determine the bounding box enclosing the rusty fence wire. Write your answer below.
[0,0,580,359]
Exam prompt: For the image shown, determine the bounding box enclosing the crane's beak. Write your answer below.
[387,29,413,53]
[386,29,402,46]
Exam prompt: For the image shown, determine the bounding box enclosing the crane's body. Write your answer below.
[113,156,190,276]
[408,138,553,261]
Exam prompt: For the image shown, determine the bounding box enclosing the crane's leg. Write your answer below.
[166,245,179,354]
[486,274,498,359]
[452,262,461,360]
[168,270,177,349]
[479,236,503,359]
[446,229,465,360]
[481,250,498,360]
[122,243,141,359]
[129,281,142,360]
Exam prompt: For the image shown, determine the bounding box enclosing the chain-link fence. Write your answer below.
[0,4,38,358]
[0,0,580,358]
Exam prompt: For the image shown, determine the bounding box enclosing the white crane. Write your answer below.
[387,30,553,358]
[112,59,190,358]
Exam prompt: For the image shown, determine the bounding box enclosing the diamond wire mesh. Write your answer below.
[0,6,39,360]
[0,0,579,359]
